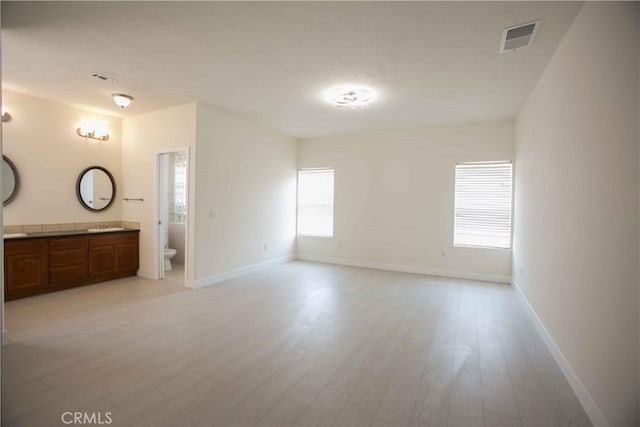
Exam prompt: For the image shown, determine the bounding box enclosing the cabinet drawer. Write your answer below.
[50,248,87,268]
[5,239,47,255]
[89,232,138,247]
[50,237,88,268]
[50,236,88,251]
[50,265,88,285]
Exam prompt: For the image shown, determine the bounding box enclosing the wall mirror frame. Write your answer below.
[76,166,116,212]
[2,155,20,206]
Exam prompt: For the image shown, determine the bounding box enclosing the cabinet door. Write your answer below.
[4,239,48,298]
[89,246,115,278]
[115,242,139,273]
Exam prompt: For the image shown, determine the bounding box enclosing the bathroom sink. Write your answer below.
[4,233,27,238]
[87,227,125,233]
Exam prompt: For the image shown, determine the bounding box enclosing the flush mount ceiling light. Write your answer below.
[112,93,133,109]
[324,85,376,109]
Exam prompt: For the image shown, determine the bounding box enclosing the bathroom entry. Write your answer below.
[156,148,189,280]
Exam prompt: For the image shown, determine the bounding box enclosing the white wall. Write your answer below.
[120,101,298,284]
[121,103,197,280]
[192,103,297,284]
[513,3,639,425]
[168,223,185,265]
[2,91,122,224]
[298,120,514,282]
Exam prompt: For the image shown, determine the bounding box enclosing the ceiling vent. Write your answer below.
[500,21,539,53]
[91,72,116,82]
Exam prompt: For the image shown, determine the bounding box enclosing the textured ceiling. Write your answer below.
[2,1,581,138]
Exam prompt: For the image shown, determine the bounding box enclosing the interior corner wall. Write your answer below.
[297,119,514,282]
[513,2,639,425]
[121,103,197,280]
[2,91,123,224]
[193,103,297,284]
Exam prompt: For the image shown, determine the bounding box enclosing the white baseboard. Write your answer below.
[511,279,607,427]
[137,268,156,280]
[185,255,295,289]
[296,254,511,284]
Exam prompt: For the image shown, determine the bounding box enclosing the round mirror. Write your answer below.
[2,155,20,206]
[76,166,116,211]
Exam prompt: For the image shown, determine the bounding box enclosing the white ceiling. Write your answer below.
[2,1,581,138]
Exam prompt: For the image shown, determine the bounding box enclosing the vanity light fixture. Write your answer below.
[2,106,11,122]
[77,121,109,141]
[112,93,133,109]
[324,85,377,109]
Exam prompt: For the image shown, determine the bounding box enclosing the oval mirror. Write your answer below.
[76,166,116,211]
[2,155,20,206]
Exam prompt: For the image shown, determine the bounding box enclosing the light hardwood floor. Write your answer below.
[2,261,591,426]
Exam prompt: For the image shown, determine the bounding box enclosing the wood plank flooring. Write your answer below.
[2,261,591,426]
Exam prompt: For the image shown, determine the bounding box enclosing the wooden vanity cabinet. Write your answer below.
[4,231,139,300]
[4,239,48,299]
[89,241,116,280]
[114,236,140,275]
[88,232,139,280]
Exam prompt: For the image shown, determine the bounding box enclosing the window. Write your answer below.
[169,151,188,224]
[297,169,334,237]
[454,161,512,249]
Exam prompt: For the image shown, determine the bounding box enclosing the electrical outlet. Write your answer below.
[442,251,445,257]
[209,210,216,219]
[263,244,268,251]
[520,267,524,277]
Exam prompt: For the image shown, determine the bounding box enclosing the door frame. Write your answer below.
[154,147,190,280]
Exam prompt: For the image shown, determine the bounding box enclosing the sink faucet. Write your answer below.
[100,223,109,229]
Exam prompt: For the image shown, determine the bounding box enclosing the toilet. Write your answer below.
[162,226,177,272]
[164,248,177,271]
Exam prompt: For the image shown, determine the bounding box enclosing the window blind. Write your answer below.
[297,169,334,237]
[454,162,512,249]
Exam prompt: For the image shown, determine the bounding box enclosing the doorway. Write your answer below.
[156,148,189,281]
